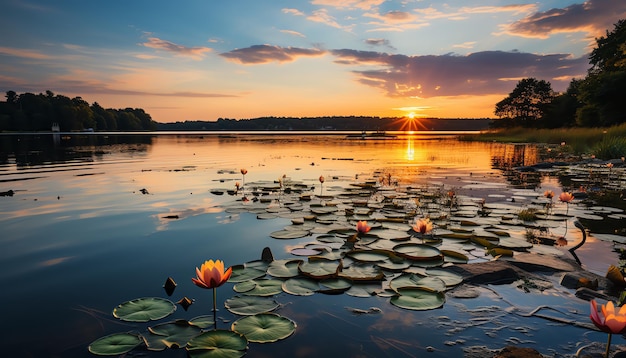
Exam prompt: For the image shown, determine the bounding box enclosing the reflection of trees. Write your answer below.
[491,143,542,188]
[0,134,153,166]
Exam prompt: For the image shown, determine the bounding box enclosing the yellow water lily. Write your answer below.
[192,259,232,289]
[412,218,433,234]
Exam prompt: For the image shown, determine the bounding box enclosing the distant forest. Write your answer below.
[157,117,492,131]
[0,90,158,132]
[0,90,492,132]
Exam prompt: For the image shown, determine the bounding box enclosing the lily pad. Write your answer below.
[266,259,303,278]
[232,313,297,343]
[389,273,447,292]
[299,258,342,279]
[338,264,384,281]
[270,229,310,239]
[228,265,267,283]
[240,279,284,296]
[189,315,215,329]
[145,320,202,350]
[225,296,280,316]
[282,277,320,296]
[186,329,248,358]
[88,332,143,356]
[426,269,464,287]
[346,250,391,262]
[393,243,442,261]
[390,287,446,311]
[113,297,176,322]
[319,277,352,294]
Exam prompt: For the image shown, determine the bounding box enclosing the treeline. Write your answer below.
[494,19,626,128]
[0,90,157,132]
[157,117,492,131]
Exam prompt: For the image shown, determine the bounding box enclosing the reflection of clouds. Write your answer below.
[39,256,72,267]
[154,206,223,231]
[368,309,418,332]
[217,213,240,225]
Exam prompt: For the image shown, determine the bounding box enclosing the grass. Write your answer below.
[460,123,626,158]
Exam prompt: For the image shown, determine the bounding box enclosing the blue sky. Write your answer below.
[1,0,624,122]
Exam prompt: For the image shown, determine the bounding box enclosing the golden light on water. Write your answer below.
[406,137,415,161]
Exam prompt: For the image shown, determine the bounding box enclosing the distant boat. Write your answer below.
[51,123,60,132]
[346,130,397,140]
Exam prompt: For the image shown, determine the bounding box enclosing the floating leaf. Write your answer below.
[339,264,384,281]
[113,297,176,322]
[426,269,464,287]
[232,313,297,343]
[228,265,266,283]
[441,249,469,264]
[346,283,380,297]
[240,279,284,296]
[319,277,352,294]
[346,250,391,262]
[186,329,248,358]
[290,247,323,256]
[189,315,215,329]
[299,258,342,279]
[389,273,446,292]
[393,243,442,261]
[145,320,202,350]
[270,229,310,239]
[88,332,143,356]
[282,277,319,296]
[225,296,280,316]
[266,259,303,278]
[390,287,446,310]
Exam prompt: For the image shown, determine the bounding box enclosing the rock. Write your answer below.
[0,189,15,196]
[560,272,602,290]
[494,346,544,358]
[575,287,615,302]
[448,261,522,284]
[506,252,579,272]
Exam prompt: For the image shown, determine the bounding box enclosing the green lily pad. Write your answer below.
[88,332,143,356]
[186,329,248,358]
[224,296,280,316]
[299,258,342,279]
[346,250,391,262]
[270,229,310,239]
[393,243,442,261]
[228,265,267,283]
[282,277,320,296]
[376,257,412,272]
[319,277,352,294]
[338,264,384,281]
[389,273,446,292]
[390,287,446,310]
[113,297,176,322]
[267,259,303,278]
[145,320,202,350]
[232,313,297,343]
[239,279,284,296]
[441,249,469,264]
[189,315,215,329]
[426,269,464,287]
[346,283,381,297]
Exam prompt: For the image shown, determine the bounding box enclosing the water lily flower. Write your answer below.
[559,192,574,203]
[544,190,554,199]
[240,168,247,175]
[356,220,371,234]
[412,218,433,234]
[607,163,614,169]
[590,299,626,357]
[319,175,324,183]
[556,237,568,247]
[192,259,232,289]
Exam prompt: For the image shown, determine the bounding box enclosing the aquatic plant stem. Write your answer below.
[213,287,217,329]
[605,332,612,358]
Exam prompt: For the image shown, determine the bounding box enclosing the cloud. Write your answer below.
[365,10,417,23]
[330,49,589,97]
[365,38,396,50]
[220,45,327,64]
[503,0,626,39]
[282,8,305,16]
[142,37,212,60]
[0,46,53,59]
[310,0,385,11]
[281,29,306,38]
[307,9,345,29]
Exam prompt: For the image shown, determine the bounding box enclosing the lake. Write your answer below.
[0,132,622,357]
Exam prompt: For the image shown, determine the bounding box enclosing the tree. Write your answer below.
[576,19,626,126]
[494,78,555,126]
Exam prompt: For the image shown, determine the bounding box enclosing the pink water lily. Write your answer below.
[590,299,626,357]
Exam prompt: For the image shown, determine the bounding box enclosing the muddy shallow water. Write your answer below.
[0,132,624,357]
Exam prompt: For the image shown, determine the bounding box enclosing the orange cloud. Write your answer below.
[142,37,212,60]
[220,45,327,64]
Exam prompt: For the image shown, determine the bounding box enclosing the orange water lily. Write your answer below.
[544,190,554,199]
[412,218,433,234]
[240,168,247,175]
[559,192,574,203]
[192,259,233,289]
[319,175,324,183]
[590,299,626,357]
[356,220,371,234]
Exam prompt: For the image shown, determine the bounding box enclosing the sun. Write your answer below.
[407,112,416,119]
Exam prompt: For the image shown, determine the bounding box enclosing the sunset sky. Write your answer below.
[1,0,625,123]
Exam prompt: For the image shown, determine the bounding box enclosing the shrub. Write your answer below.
[592,136,626,160]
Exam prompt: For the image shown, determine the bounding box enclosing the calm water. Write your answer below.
[0,132,616,357]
